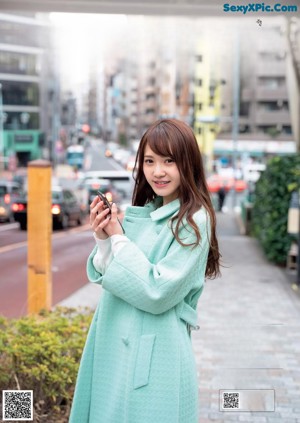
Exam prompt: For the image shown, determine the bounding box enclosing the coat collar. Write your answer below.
[125,197,180,221]
[150,198,180,221]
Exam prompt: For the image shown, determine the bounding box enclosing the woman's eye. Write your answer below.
[165,158,174,163]
[144,159,153,164]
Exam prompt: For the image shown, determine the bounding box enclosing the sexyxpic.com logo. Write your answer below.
[223,3,298,13]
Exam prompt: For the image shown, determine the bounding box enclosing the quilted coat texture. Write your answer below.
[69,197,210,423]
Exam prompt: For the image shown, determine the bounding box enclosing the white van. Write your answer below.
[83,170,134,199]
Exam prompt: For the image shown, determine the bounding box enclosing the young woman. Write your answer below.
[69,118,221,423]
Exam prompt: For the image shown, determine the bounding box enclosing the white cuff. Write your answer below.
[111,234,130,257]
[92,233,113,274]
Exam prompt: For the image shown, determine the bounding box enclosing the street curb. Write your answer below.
[56,282,101,310]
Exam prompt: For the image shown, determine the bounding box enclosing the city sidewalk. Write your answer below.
[58,211,300,423]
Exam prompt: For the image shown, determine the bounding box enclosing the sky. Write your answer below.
[49,13,129,85]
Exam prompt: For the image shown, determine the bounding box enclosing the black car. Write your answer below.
[83,178,121,209]
[13,186,85,230]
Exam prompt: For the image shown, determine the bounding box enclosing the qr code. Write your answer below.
[222,392,239,409]
[2,390,33,421]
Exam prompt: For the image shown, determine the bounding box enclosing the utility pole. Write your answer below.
[286,17,300,153]
[231,29,241,210]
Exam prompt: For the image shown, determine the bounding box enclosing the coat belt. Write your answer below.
[179,301,200,333]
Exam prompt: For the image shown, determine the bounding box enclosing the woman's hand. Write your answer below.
[101,203,124,237]
[89,196,110,239]
[90,197,124,239]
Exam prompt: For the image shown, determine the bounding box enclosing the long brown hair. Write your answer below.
[132,118,221,279]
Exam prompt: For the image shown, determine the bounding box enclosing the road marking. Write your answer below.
[0,224,90,254]
[0,223,19,232]
[0,240,28,253]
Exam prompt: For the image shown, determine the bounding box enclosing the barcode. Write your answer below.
[2,390,33,421]
[222,392,239,409]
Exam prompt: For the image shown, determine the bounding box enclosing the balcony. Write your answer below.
[255,110,291,125]
[256,62,286,76]
[256,87,288,101]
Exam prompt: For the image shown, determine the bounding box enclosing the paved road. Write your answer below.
[0,223,94,318]
[59,210,300,422]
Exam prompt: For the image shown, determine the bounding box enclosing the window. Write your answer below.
[240,102,250,116]
[195,55,203,62]
[148,77,156,85]
[282,125,292,134]
[239,125,250,133]
[146,108,155,114]
[2,81,39,106]
[52,191,62,202]
[146,93,156,100]
[4,112,39,130]
[0,51,39,75]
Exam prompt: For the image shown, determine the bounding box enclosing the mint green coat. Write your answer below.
[69,198,210,423]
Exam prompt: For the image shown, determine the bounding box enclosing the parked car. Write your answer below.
[0,180,23,222]
[206,174,247,193]
[12,186,85,230]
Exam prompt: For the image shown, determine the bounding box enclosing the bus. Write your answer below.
[66,145,85,169]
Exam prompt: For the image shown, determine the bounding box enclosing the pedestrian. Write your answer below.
[69,119,221,423]
[217,185,226,212]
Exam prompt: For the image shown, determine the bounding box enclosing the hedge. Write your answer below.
[251,154,300,264]
[0,307,93,423]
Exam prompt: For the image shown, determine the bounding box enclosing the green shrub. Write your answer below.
[251,154,300,264]
[0,307,93,423]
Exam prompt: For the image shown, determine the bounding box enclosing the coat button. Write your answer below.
[122,336,129,346]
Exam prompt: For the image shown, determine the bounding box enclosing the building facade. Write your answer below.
[215,18,296,164]
[0,12,59,168]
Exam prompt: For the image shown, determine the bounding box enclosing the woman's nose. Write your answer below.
[153,164,166,176]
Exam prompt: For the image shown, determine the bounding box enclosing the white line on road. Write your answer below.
[0,224,90,254]
[0,222,19,232]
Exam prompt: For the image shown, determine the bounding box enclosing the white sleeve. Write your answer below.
[92,234,113,274]
[110,234,131,257]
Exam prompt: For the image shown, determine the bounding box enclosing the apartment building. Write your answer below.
[216,18,295,161]
[0,12,59,167]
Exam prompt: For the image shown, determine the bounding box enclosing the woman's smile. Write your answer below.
[153,180,170,188]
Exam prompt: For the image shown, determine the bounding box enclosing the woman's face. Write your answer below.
[143,144,181,206]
